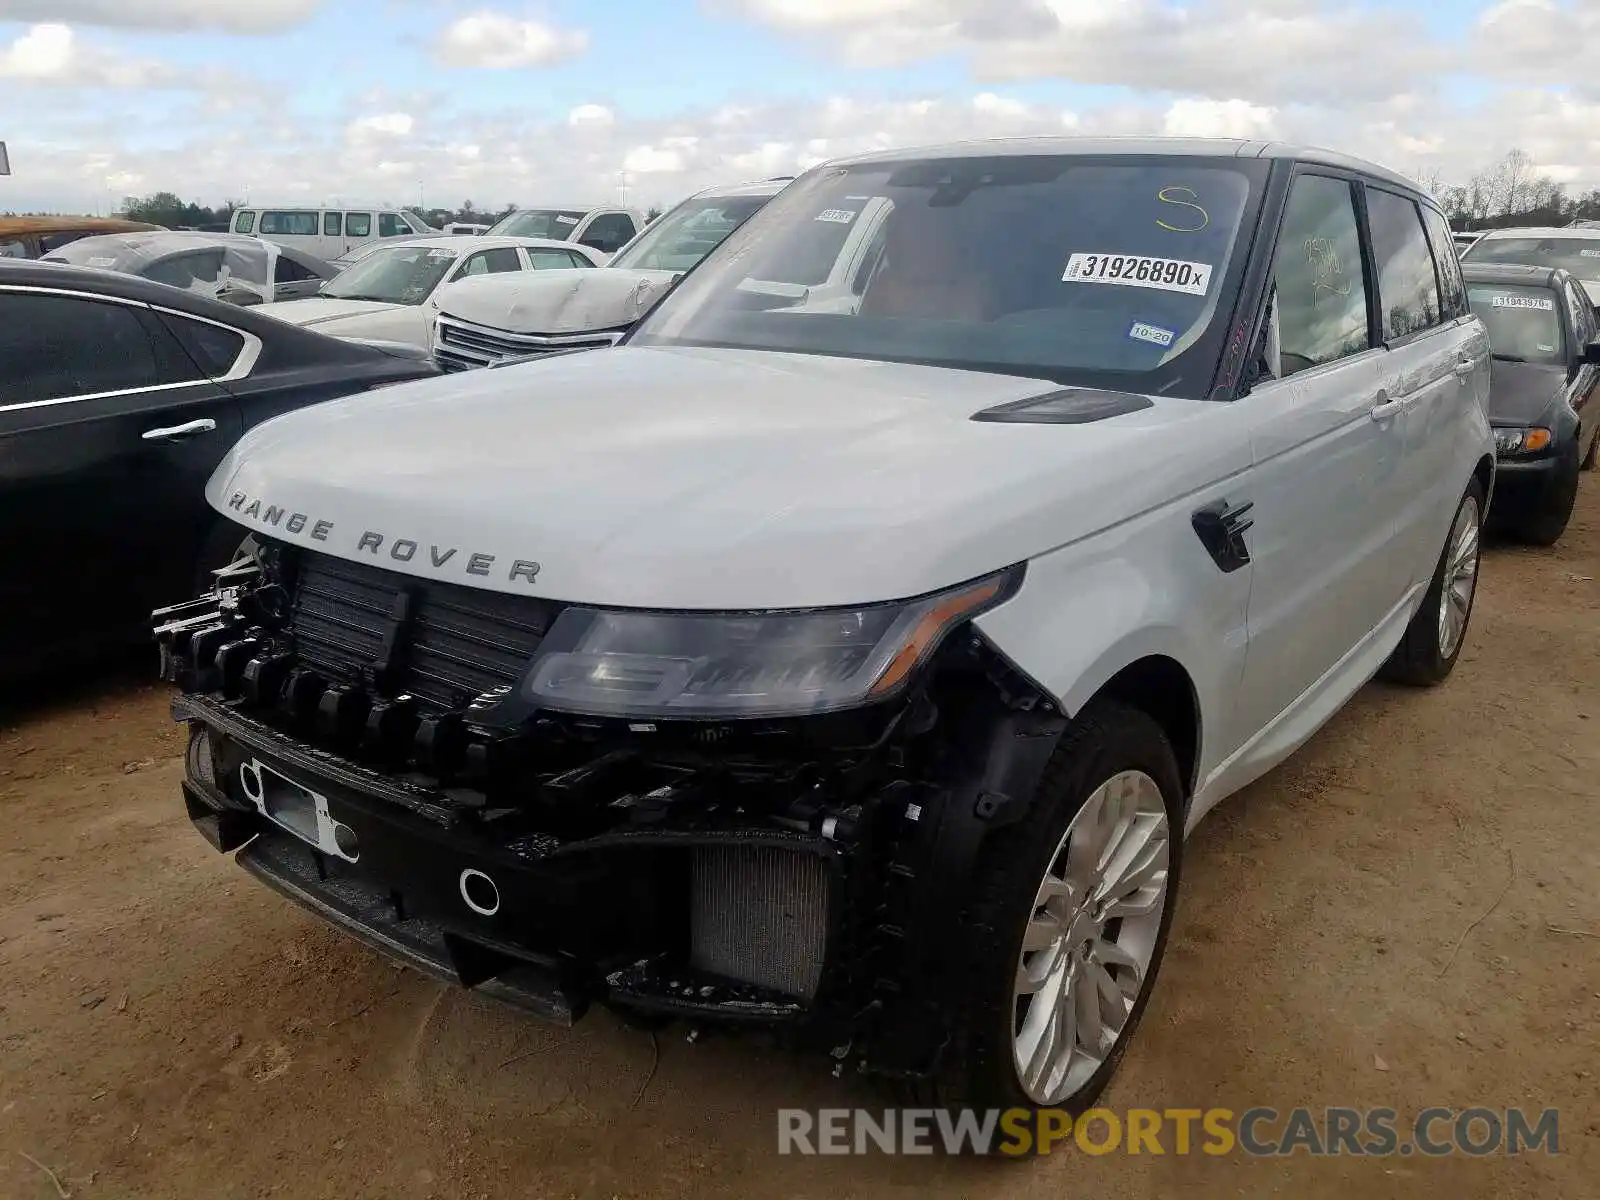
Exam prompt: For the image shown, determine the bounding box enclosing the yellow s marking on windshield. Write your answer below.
[1156,187,1209,233]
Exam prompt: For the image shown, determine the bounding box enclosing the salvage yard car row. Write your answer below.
[2,135,1597,1138]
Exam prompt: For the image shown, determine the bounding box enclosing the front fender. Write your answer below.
[971,505,1251,789]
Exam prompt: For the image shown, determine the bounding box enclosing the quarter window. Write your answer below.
[1420,206,1468,320]
[274,255,320,283]
[234,210,255,235]
[323,211,342,237]
[1366,189,1442,340]
[379,212,408,238]
[258,211,320,236]
[162,316,247,376]
[1269,174,1372,377]
[0,293,161,405]
[530,247,591,269]
[1,238,27,258]
[346,213,372,237]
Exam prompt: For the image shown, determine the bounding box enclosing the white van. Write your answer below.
[230,206,433,261]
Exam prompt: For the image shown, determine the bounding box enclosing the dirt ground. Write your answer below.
[2,491,1597,1200]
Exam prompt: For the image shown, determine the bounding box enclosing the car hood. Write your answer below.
[1488,358,1565,425]
[206,345,1240,610]
[253,297,400,327]
[436,268,677,335]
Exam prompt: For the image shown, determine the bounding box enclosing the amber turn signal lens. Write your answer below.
[1523,428,1553,452]
[868,578,1005,698]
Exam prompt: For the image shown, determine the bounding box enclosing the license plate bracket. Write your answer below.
[239,758,360,863]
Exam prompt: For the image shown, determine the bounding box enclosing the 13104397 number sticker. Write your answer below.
[1062,252,1213,296]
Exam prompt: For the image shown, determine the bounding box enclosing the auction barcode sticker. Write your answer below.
[815,208,857,224]
[1062,252,1213,296]
[1491,294,1554,310]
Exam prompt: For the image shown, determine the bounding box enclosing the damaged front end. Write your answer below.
[154,539,1065,1079]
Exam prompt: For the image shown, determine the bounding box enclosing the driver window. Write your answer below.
[1269,174,1373,378]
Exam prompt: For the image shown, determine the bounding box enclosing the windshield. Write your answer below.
[323,244,458,304]
[487,209,587,239]
[1464,236,1600,283]
[1466,282,1565,365]
[630,155,1264,393]
[611,195,772,272]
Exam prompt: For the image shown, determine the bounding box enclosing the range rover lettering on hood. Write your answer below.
[224,490,542,585]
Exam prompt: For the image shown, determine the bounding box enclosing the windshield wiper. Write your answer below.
[326,293,393,303]
[1491,353,1529,363]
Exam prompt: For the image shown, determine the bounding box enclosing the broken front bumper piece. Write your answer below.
[176,692,842,1027]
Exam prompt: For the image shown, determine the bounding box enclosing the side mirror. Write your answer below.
[1584,339,1600,366]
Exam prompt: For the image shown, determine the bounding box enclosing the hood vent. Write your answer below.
[970,388,1154,425]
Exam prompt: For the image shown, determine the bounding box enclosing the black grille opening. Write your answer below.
[282,549,562,711]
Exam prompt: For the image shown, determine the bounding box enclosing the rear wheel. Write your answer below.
[1379,478,1483,686]
[1515,441,1580,546]
[928,702,1183,1127]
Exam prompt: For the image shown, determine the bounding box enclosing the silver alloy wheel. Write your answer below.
[1012,770,1171,1105]
[1436,494,1481,660]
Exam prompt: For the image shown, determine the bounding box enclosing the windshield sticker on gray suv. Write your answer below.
[1491,294,1554,310]
[1127,320,1177,347]
[1063,253,1213,296]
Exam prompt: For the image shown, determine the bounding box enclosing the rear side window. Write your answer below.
[529,247,591,269]
[460,247,522,276]
[234,210,255,234]
[1419,207,1467,320]
[323,211,342,237]
[38,231,93,254]
[275,255,319,283]
[259,211,319,236]
[1269,174,1372,376]
[1366,189,1442,340]
[161,315,247,376]
[144,250,224,290]
[0,293,161,404]
[346,212,372,237]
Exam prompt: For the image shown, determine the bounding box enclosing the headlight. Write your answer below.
[1494,427,1552,456]
[521,568,1020,719]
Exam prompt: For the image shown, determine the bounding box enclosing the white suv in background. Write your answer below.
[429,179,793,369]
[483,206,647,260]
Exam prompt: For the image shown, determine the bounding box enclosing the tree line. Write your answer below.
[1426,149,1600,231]
[4,193,665,226]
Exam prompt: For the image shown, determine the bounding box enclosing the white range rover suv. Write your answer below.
[155,137,1493,1122]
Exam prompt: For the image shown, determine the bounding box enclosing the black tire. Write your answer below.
[923,700,1184,1132]
[192,522,259,596]
[1514,440,1580,546]
[1379,477,1485,687]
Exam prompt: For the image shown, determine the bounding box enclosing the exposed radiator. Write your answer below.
[690,846,830,1001]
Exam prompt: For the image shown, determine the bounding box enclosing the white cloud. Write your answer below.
[0,0,319,33]
[568,103,615,127]
[434,10,590,69]
[347,112,415,138]
[724,0,1443,105]
[1162,98,1278,140]
[14,82,1600,217]
[0,22,226,89]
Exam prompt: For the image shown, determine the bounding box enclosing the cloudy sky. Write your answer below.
[1,0,1597,214]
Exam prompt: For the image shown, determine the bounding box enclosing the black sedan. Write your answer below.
[0,260,438,684]
[1463,262,1600,544]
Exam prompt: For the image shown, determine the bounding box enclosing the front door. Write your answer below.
[0,288,242,674]
[1233,170,1403,742]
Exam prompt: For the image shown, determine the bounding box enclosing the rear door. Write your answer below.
[0,286,244,669]
[1365,186,1471,590]
[1233,168,1402,740]
[343,211,373,256]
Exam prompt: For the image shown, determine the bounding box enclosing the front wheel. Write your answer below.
[1379,477,1484,686]
[928,701,1184,1122]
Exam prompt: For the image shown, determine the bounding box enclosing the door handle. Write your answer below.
[142,418,217,442]
[1370,392,1406,421]
[1453,358,1477,380]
